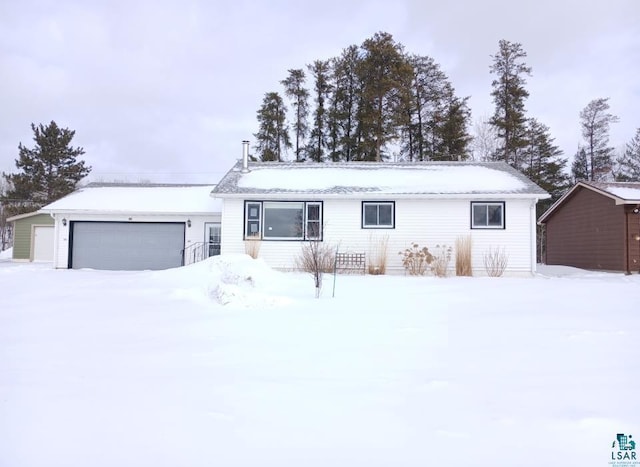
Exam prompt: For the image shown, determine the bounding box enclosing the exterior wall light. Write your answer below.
[62,218,67,226]
[187,219,192,228]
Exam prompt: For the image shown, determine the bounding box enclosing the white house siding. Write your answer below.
[220,197,538,276]
[51,213,221,269]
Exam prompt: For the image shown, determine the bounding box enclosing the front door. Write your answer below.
[205,223,221,257]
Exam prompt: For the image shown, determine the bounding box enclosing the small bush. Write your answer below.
[368,234,389,275]
[483,247,508,277]
[399,243,433,275]
[430,245,452,278]
[244,236,261,259]
[455,235,473,276]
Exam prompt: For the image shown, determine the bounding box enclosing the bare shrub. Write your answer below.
[483,247,509,277]
[455,235,473,276]
[430,245,452,278]
[368,233,389,275]
[244,236,261,259]
[295,240,335,298]
[399,243,433,276]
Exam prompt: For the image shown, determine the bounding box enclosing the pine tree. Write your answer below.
[489,40,532,169]
[254,92,291,161]
[330,45,362,161]
[614,127,640,181]
[572,97,619,181]
[571,147,589,182]
[307,60,332,162]
[281,69,309,162]
[402,54,448,161]
[2,121,90,215]
[521,118,570,202]
[430,87,471,161]
[357,32,413,161]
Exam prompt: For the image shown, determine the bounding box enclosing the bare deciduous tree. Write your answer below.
[295,240,334,298]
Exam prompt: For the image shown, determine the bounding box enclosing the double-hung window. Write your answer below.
[471,202,505,229]
[245,202,262,238]
[244,201,323,240]
[362,201,394,229]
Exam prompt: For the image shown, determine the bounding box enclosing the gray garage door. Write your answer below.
[70,222,185,270]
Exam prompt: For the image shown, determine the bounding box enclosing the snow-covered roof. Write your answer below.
[41,183,222,214]
[212,161,549,198]
[538,180,640,224]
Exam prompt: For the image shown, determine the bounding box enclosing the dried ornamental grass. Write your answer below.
[368,234,389,275]
[455,235,473,276]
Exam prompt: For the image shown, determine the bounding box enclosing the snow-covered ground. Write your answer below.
[1,256,638,467]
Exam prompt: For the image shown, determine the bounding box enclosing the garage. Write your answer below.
[70,222,185,270]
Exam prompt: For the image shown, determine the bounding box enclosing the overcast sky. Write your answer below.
[1,0,638,184]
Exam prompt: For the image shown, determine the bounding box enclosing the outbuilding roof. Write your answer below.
[41,183,222,214]
[538,180,640,224]
[6,210,49,222]
[211,160,549,198]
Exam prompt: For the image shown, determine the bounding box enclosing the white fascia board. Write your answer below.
[215,192,550,201]
[39,209,219,216]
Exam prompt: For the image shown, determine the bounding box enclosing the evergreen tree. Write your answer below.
[281,69,309,162]
[2,121,90,215]
[489,40,532,169]
[402,54,448,161]
[307,60,332,162]
[614,127,640,181]
[254,92,291,161]
[357,32,412,161]
[572,97,619,181]
[430,87,471,161]
[330,45,362,161]
[571,147,590,182]
[521,118,570,202]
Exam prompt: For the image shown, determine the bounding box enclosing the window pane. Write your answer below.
[263,202,304,238]
[488,205,503,226]
[307,221,320,239]
[364,204,378,225]
[208,225,221,242]
[307,204,320,221]
[473,204,487,226]
[378,204,392,226]
[247,221,260,235]
[247,204,260,220]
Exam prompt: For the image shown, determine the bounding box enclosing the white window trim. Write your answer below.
[362,201,395,229]
[244,202,262,238]
[305,202,323,240]
[244,201,323,240]
[471,202,505,229]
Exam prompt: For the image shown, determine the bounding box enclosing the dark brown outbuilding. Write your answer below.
[539,181,640,273]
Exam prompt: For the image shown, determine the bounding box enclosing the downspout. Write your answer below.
[530,200,537,275]
[625,206,630,274]
[48,212,58,268]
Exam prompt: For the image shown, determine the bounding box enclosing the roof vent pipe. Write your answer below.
[241,140,250,173]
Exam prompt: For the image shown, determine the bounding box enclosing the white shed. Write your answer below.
[41,183,222,270]
[211,161,549,276]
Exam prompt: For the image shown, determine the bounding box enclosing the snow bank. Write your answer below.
[0,247,12,260]
[152,254,296,307]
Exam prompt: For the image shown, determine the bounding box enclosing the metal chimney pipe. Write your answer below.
[241,140,250,173]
